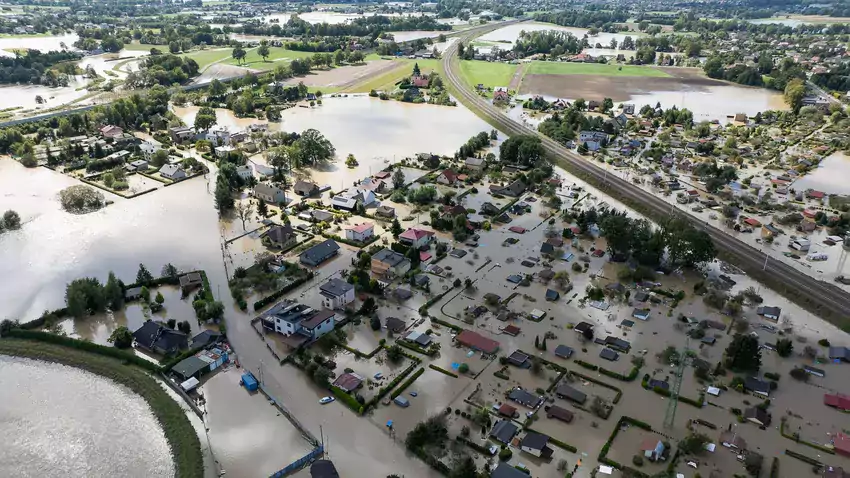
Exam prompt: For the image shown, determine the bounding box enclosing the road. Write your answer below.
[806,80,841,105]
[443,23,850,329]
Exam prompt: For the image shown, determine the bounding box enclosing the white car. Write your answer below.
[319,396,335,405]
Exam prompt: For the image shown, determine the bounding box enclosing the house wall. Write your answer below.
[520,446,541,457]
[345,228,373,242]
[310,317,335,339]
[275,318,297,336]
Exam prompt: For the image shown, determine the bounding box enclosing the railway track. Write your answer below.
[442,23,850,327]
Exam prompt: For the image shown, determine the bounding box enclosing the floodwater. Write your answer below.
[263,11,407,24]
[0,356,173,477]
[747,18,807,27]
[477,22,638,47]
[626,84,787,122]
[0,32,78,56]
[387,30,445,42]
[790,151,850,195]
[174,96,491,189]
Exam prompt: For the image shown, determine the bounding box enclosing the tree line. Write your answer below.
[533,9,630,29]
[0,49,81,86]
[235,14,450,39]
[124,54,200,88]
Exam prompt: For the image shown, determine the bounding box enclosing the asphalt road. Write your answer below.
[443,22,850,327]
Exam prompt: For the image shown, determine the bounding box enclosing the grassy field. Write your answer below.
[458,60,518,88]
[223,47,315,70]
[0,338,203,478]
[527,61,671,77]
[181,48,234,70]
[122,42,167,52]
[345,58,443,93]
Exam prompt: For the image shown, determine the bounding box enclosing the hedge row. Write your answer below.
[418,287,458,316]
[599,365,640,382]
[5,329,163,373]
[19,307,68,330]
[574,359,598,371]
[429,364,458,378]
[526,428,577,453]
[494,371,510,380]
[599,416,653,469]
[364,351,422,411]
[769,457,779,478]
[396,340,437,356]
[330,385,365,414]
[455,436,492,455]
[253,272,314,311]
[784,449,822,466]
[780,420,835,454]
[430,317,463,332]
[391,367,425,399]
[570,370,623,404]
[644,383,704,408]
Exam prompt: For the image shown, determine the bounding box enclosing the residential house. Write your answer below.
[507,350,529,367]
[404,330,433,347]
[554,345,573,359]
[345,223,374,243]
[319,278,355,310]
[574,322,593,336]
[600,348,620,361]
[261,300,336,340]
[719,430,747,450]
[169,126,195,143]
[126,159,148,173]
[489,420,519,445]
[160,164,187,181]
[299,239,340,267]
[641,438,666,461]
[437,169,459,185]
[384,316,406,333]
[632,308,651,321]
[310,460,340,478]
[236,164,253,181]
[371,248,411,277]
[579,131,608,151]
[824,393,850,411]
[99,125,124,139]
[294,180,320,197]
[331,195,358,211]
[497,403,517,418]
[555,383,587,404]
[411,75,430,88]
[333,372,363,392]
[465,156,485,173]
[480,202,500,216]
[604,336,631,352]
[262,224,297,249]
[254,183,287,204]
[744,406,771,426]
[744,377,771,396]
[215,145,238,159]
[399,228,435,249]
[139,138,162,158]
[757,306,781,321]
[829,346,850,362]
[520,432,553,458]
[545,405,574,423]
[489,179,526,197]
[836,433,850,457]
[455,330,499,353]
[132,321,188,355]
[376,205,395,218]
[189,330,222,349]
[179,272,203,295]
[493,89,509,102]
[491,463,528,478]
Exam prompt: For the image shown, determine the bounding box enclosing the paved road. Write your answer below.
[443,24,850,327]
[806,80,841,105]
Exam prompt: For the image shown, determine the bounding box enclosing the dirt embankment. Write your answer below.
[519,69,729,102]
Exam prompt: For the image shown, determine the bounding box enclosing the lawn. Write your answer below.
[527,61,671,77]
[458,60,518,88]
[122,42,167,52]
[180,48,235,70]
[345,58,442,93]
[224,47,315,70]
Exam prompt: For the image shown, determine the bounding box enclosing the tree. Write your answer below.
[784,78,806,112]
[167,318,177,329]
[215,176,234,212]
[103,271,124,310]
[679,432,710,455]
[162,263,179,278]
[155,291,165,305]
[370,316,381,331]
[257,41,270,62]
[257,199,268,217]
[775,338,793,358]
[391,218,403,236]
[412,62,421,77]
[140,286,150,302]
[387,344,404,362]
[108,326,133,348]
[150,149,169,168]
[235,201,254,230]
[458,363,469,374]
[194,106,217,132]
[499,135,544,166]
[65,277,106,318]
[208,78,226,96]
[232,46,247,65]
[177,320,191,334]
[724,334,762,372]
[392,168,405,189]
[345,153,358,168]
[581,326,594,341]
[450,455,478,478]
[136,264,154,286]
[293,129,335,166]
[2,210,21,230]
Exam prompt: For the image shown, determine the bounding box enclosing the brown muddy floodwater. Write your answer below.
[0,356,173,477]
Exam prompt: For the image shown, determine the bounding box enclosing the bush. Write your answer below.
[764,371,780,381]
[818,338,830,347]
[499,448,512,461]
[429,364,458,378]
[458,363,469,374]
[633,455,644,467]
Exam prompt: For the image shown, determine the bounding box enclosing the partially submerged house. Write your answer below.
[398,228,435,249]
[555,383,587,405]
[299,239,340,267]
[489,420,519,445]
[757,306,781,321]
[545,405,574,423]
[261,224,298,249]
[744,377,771,396]
[825,393,850,411]
[371,248,411,278]
[319,278,355,310]
[554,345,574,359]
[744,406,771,426]
[508,388,543,408]
[260,300,336,342]
[132,321,188,355]
[520,432,553,458]
[455,330,499,354]
[641,438,666,462]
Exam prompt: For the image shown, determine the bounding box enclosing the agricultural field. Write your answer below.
[526,61,672,78]
[458,60,519,89]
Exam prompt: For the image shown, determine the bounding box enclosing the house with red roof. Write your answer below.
[344,223,374,243]
[825,393,850,411]
[455,330,500,354]
[437,169,459,185]
[399,227,435,249]
[742,217,762,227]
[807,189,826,200]
[493,89,509,102]
[502,324,521,336]
[411,75,430,88]
[835,432,850,457]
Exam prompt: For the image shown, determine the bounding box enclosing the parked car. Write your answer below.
[319,396,335,404]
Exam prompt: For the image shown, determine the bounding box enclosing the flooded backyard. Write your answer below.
[0,356,173,477]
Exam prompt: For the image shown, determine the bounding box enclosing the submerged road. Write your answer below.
[443,23,850,327]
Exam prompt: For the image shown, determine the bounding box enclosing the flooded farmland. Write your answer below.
[0,32,78,56]
[0,356,173,477]
[477,22,639,48]
[791,151,850,195]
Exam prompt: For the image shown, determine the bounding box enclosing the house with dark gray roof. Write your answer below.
[554,345,573,359]
[371,248,411,277]
[555,384,587,404]
[319,277,355,310]
[605,336,631,352]
[744,406,771,426]
[261,224,298,249]
[489,420,519,444]
[829,346,850,362]
[744,377,771,396]
[520,432,553,458]
[299,239,340,267]
[132,321,188,355]
[508,388,543,408]
[600,348,620,361]
[491,462,529,478]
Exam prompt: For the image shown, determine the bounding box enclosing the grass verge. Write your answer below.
[0,338,203,478]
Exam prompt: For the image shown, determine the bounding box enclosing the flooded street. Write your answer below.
[0,356,173,477]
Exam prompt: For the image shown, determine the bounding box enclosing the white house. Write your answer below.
[215,145,237,159]
[345,223,374,243]
[160,164,187,180]
[236,164,253,181]
[254,183,287,204]
[398,228,435,249]
[206,126,232,146]
[519,432,552,458]
[139,138,162,158]
[261,301,336,340]
[579,131,608,151]
[436,169,459,185]
[319,278,355,310]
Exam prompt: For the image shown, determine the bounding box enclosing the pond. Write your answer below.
[0,356,173,477]
[791,151,850,195]
[174,96,491,190]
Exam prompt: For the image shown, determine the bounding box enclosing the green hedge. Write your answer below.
[494,371,510,380]
[784,449,822,466]
[419,287,458,315]
[430,317,463,331]
[365,362,418,411]
[253,272,314,311]
[645,383,703,408]
[526,428,577,452]
[599,416,652,469]
[574,359,598,371]
[330,385,365,414]
[19,307,68,330]
[429,364,458,378]
[391,367,425,399]
[769,457,779,478]
[780,420,835,454]
[396,340,437,356]
[599,365,640,382]
[5,329,163,373]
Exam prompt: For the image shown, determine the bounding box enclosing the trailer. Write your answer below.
[241,372,258,392]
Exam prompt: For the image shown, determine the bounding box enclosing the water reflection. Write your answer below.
[791,152,850,195]
[0,356,173,477]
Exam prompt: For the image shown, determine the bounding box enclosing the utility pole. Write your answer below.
[664,337,690,429]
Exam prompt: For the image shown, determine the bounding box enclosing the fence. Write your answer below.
[269,445,324,478]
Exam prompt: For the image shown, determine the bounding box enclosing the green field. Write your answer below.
[224,47,315,70]
[346,58,442,93]
[181,48,234,70]
[527,61,671,77]
[458,60,518,88]
[122,42,167,52]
